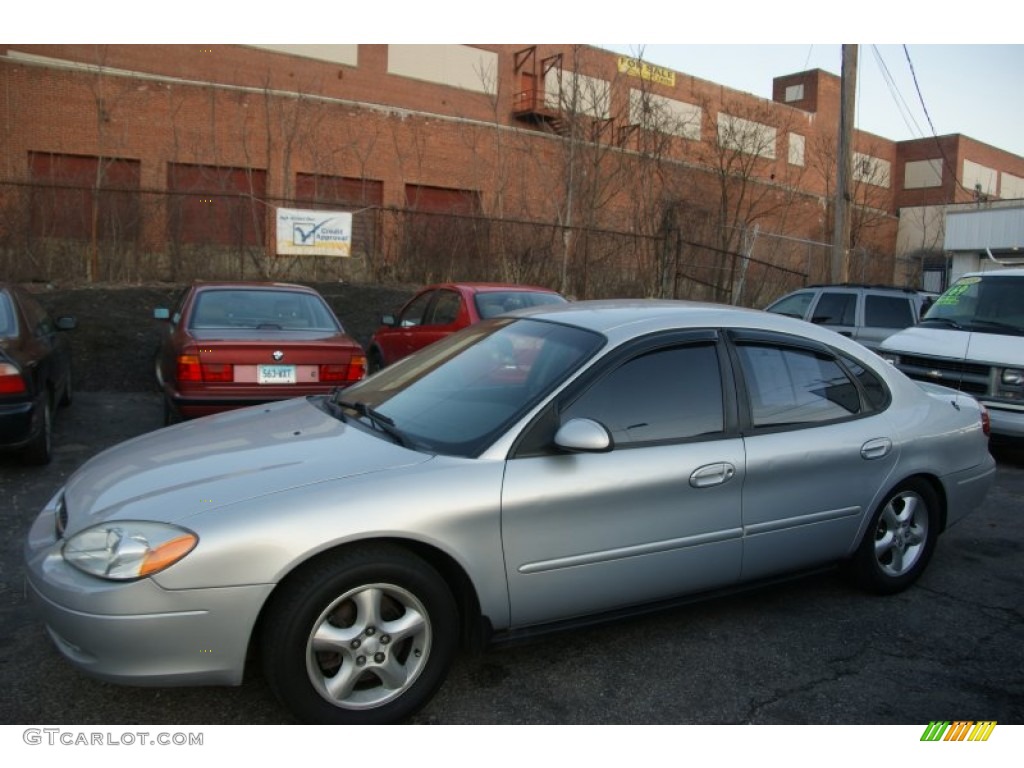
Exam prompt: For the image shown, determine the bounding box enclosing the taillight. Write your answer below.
[176,355,233,383]
[981,405,991,437]
[320,355,366,384]
[177,355,202,382]
[0,362,28,394]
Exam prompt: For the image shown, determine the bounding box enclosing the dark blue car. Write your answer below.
[0,283,76,464]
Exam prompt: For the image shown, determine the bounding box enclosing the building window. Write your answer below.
[903,159,943,190]
[1001,172,1024,199]
[545,69,610,119]
[628,89,701,140]
[853,153,891,188]
[29,152,140,241]
[717,114,777,160]
[963,160,997,197]
[784,84,805,103]
[167,163,267,247]
[788,133,805,166]
[387,45,497,94]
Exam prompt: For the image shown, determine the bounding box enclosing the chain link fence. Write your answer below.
[0,181,834,307]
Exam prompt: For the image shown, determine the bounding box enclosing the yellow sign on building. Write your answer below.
[617,57,676,87]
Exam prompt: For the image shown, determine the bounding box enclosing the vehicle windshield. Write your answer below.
[921,275,1024,335]
[473,291,567,319]
[189,289,342,331]
[330,317,604,457]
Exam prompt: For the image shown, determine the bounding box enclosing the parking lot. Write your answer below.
[2,391,1023,725]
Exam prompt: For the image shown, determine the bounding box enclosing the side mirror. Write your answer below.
[380,313,396,327]
[554,418,613,453]
[154,308,170,321]
[55,316,77,331]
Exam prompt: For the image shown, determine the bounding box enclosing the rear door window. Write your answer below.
[811,292,857,327]
[737,343,862,427]
[865,295,914,328]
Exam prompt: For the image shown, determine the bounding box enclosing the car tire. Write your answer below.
[260,544,458,724]
[162,397,181,426]
[850,478,939,595]
[25,393,53,465]
[59,367,73,408]
[367,347,384,374]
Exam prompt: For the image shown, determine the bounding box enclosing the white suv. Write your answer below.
[765,284,935,352]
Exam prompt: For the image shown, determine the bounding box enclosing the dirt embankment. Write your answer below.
[29,282,416,392]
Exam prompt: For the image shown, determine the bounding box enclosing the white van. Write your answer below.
[880,268,1024,440]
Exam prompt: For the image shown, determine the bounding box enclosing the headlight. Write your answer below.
[62,522,198,580]
[1001,368,1024,386]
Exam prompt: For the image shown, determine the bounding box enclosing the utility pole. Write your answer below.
[831,44,858,283]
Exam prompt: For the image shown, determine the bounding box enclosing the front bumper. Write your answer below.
[24,503,273,686]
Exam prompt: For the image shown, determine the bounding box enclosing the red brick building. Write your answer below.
[1,44,1021,301]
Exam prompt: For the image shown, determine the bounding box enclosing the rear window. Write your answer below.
[474,291,566,319]
[189,289,342,331]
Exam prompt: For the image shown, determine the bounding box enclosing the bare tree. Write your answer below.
[810,134,897,274]
[685,95,811,302]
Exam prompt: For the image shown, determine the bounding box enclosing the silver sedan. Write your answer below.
[24,300,996,724]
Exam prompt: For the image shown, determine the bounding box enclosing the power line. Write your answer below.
[870,45,924,139]
[902,44,973,196]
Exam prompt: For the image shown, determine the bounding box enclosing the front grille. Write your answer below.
[896,355,992,397]
[898,355,991,378]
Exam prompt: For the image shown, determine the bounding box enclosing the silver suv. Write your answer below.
[765,284,936,351]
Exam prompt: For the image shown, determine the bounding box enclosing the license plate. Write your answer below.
[258,364,296,384]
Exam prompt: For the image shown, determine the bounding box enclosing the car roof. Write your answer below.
[511,298,856,345]
[425,282,561,294]
[188,281,321,293]
[797,284,931,294]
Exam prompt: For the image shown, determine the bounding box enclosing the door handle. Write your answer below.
[689,462,736,488]
[861,438,892,460]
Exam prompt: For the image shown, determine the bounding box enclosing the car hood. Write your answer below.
[61,397,431,532]
[881,326,1017,366]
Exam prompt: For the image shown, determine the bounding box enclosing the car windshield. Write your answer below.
[0,292,15,337]
[473,291,567,319]
[922,275,1024,335]
[765,291,814,318]
[330,317,604,456]
[189,289,342,331]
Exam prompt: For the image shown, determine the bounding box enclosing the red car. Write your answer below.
[0,282,76,464]
[154,282,366,423]
[367,282,566,370]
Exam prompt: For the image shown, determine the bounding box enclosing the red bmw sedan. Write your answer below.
[154,282,366,422]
